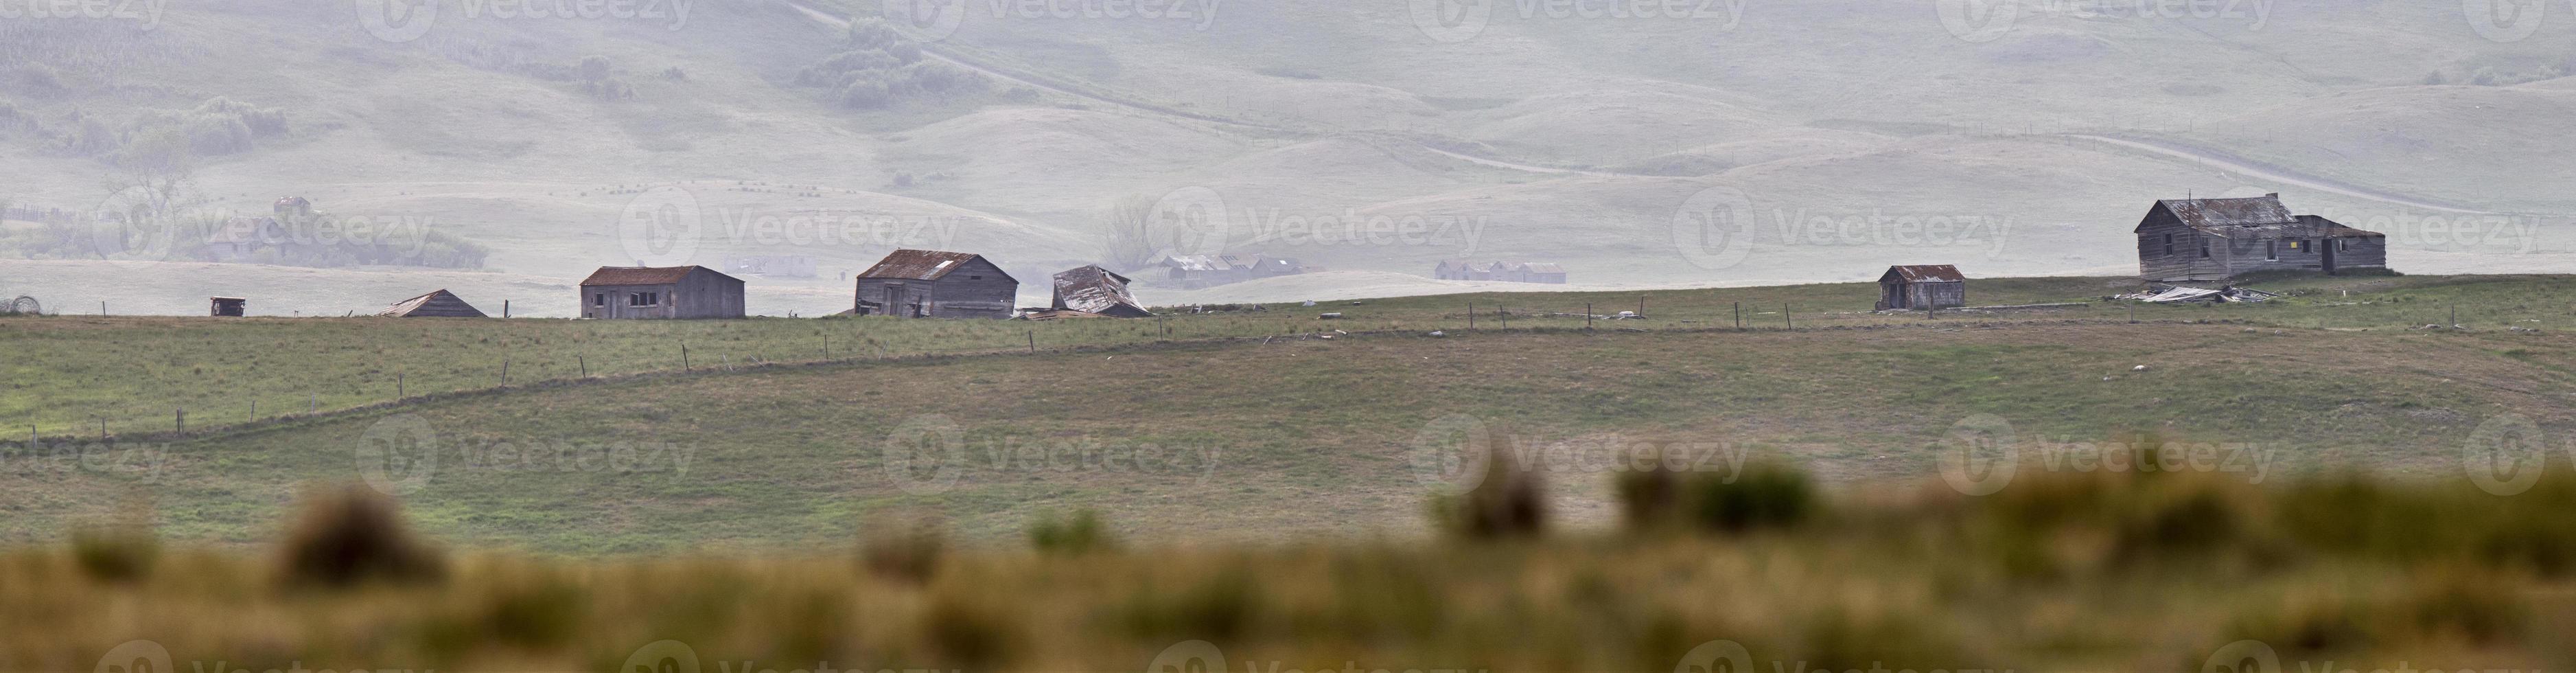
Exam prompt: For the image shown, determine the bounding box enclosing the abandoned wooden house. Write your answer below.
[1052,264,1152,317]
[579,266,745,319]
[2135,194,2389,282]
[853,249,1019,319]
[209,297,246,317]
[375,289,488,318]
[1877,264,1966,310]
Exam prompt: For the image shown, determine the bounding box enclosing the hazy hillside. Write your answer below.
[2,0,2571,315]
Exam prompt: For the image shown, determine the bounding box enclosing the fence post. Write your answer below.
[682,344,690,371]
[1586,304,1593,330]
[1467,302,1474,329]
[501,359,509,385]
[249,400,256,422]
[397,374,404,398]
[1784,304,1792,330]
[579,354,588,377]
[1028,330,1036,354]
[1734,301,1741,329]
[176,408,185,433]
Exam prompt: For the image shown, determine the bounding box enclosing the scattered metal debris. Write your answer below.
[2111,284,2280,304]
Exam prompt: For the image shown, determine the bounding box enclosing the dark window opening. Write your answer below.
[629,292,660,307]
[592,293,605,307]
[2264,240,2278,261]
[2199,240,2210,258]
[2162,233,2174,257]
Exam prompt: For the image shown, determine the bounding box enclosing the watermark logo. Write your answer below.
[358,0,693,43]
[89,185,185,262]
[1,440,172,484]
[621,640,703,673]
[93,640,173,673]
[357,413,439,496]
[2463,0,2549,41]
[884,0,968,41]
[883,414,967,495]
[1408,413,1495,492]
[2201,640,2281,673]
[1936,0,2020,42]
[356,0,437,42]
[2464,413,2546,496]
[618,185,704,266]
[1410,0,1492,42]
[1671,185,1756,271]
[0,0,167,27]
[1940,413,2019,496]
[1146,186,1232,261]
[1672,639,1755,673]
[1147,640,1228,673]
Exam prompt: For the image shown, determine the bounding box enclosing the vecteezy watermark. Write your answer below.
[2198,639,2546,673]
[94,640,437,673]
[623,637,960,673]
[356,0,695,43]
[1936,414,2279,496]
[1936,0,2274,43]
[1408,0,1748,43]
[2462,0,2566,42]
[1404,413,1752,492]
[0,0,167,29]
[1148,641,1485,673]
[87,187,448,263]
[2306,207,2549,255]
[877,413,1222,496]
[1675,639,2012,673]
[1671,185,2012,271]
[614,185,979,266]
[880,0,1220,42]
[0,439,170,484]
[2463,413,2549,496]
[355,413,695,497]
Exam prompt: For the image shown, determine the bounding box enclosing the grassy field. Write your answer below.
[5,466,2575,672]
[8,273,2576,551]
[6,273,2572,440]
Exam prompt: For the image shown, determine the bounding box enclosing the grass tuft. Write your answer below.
[276,483,446,589]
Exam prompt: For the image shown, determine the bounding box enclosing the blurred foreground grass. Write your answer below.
[9,463,2576,672]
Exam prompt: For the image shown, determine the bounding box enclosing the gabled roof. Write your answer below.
[581,266,733,286]
[1881,264,1966,284]
[375,289,488,317]
[2295,215,2386,238]
[859,249,1011,282]
[2150,194,2295,231]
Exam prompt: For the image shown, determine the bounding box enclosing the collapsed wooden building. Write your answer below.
[1051,264,1151,318]
[375,289,488,317]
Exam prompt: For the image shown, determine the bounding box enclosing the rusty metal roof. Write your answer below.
[1881,264,1966,283]
[375,289,487,317]
[2159,194,2295,229]
[580,266,723,286]
[859,249,991,280]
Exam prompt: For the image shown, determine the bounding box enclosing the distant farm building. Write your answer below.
[724,255,817,278]
[1157,254,1310,288]
[1877,264,1966,310]
[1052,264,1151,317]
[1435,260,1568,284]
[2135,194,2387,282]
[375,289,488,318]
[854,249,1018,319]
[579,266,745,319]
[194,196,318,263]
[209,297,246,317]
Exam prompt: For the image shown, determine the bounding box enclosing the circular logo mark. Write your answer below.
[2464,413,2546,496]
[617,185,704,267]
[356,413,439,496]
[2463,0,2547,41]
[1673,639,1756,673]
[883,414,966,495]
[1410,0,1493,43]
[1407,413,1495,492]
[620,640,703,673]
[1939,413,2019,496]
[94,640,173,673]
[1672,185,1756,271]
[2201,639,2282,673]
[357,0,440,43]
[883,0,968,42]
[1146,640,1228,673]
[1146,186,1231,262]
[89,185,184,262]
[1936,0,2021,43]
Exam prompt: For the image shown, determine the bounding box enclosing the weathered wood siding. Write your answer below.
[1880,281,1964,309]
[583,271,743,319]
[2137,207,2227,282]
[670,269,747,319]
[854,258,1018,319]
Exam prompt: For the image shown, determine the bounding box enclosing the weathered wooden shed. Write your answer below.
[579,266,745,319]
[2134,194,2388,282]
[209,297,246,317]
[854,249,1018,319]
[375,289,488,317]
[1877,264,1966,310]
[1052,264,1151,317]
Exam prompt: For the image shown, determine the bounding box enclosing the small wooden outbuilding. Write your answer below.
[579,266,745,319]
[209,297,246,317]
[853,249,1018,319]
[1877,265,1966,310]
[375,289,488,317]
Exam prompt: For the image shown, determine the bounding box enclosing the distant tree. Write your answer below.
[2423,70,2446,85]
[1100,194,1159,271]
[580,55,612,82]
